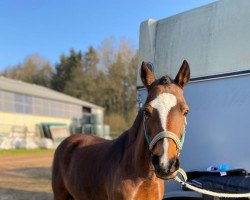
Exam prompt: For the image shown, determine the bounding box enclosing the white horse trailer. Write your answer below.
[137,0,250,199]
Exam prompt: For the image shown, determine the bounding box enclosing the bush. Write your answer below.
[104,110,137,138]
[104,114,128,137]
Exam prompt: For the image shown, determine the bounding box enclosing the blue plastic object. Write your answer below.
[207,164,230,172]
[217,164,230,172]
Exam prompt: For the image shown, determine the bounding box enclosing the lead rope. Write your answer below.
[174,168,250,198]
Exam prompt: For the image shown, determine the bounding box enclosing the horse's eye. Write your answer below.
[144,109,150,117]
[184,110,189,116]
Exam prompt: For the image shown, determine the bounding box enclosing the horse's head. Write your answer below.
[140,60,190,179]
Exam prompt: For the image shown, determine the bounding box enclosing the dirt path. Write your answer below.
[0,153,54,200]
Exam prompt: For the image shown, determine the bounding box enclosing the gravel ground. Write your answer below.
[0,153,54,200]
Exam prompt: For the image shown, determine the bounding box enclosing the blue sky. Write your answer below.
[0,0,217,70]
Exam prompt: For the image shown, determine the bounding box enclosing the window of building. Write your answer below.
[1,91,14,112]
[0,90,84,119]
[14,93,33,114]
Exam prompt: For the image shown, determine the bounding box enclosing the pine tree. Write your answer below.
[62,47,99,103]
[51,49,83,92]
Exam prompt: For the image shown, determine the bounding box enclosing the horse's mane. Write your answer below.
[128,109,144,138]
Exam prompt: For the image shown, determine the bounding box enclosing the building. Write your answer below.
[0,76,104,138]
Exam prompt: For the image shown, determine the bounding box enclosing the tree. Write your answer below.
[95,38,138,135]
[51,49,83,92]
[60,47,99,103]
[2,54,53,87]
[97,39,138,119]
[83,46,98,76]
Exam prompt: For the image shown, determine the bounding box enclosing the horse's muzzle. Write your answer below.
[152,155,180,179]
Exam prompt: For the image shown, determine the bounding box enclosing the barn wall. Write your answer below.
[0,111,71,134]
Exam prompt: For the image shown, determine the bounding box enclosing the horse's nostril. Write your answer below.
[169,157,180,173]
[152,155,160,167]
[175,157,180,169]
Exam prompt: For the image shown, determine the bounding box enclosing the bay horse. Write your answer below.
[52,60,190,200]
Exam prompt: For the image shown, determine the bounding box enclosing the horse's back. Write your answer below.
[62,133,108,147]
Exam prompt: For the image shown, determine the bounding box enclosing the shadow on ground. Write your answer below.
[1,167,51,179]
[0,167,53,200]
[0,188,53,200]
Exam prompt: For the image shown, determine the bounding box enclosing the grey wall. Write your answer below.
[182,75,250,172]
[137,0,250,86]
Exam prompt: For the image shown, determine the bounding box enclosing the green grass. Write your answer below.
[0,148,55,155]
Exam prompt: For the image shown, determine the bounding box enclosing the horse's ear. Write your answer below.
[174,60,190,88]
[141,62,156,89]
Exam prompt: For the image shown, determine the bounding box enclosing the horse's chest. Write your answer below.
[115,179,164,200]
[134,181,164,200]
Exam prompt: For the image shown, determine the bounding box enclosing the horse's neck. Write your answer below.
[126,111,154,177]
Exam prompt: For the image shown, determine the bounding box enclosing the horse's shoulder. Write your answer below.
[56,134,110,170]
[56,134,108,158]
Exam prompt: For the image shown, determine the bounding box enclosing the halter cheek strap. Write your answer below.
[143,114,186,152]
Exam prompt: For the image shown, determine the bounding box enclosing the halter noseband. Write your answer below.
[143,113,186,152]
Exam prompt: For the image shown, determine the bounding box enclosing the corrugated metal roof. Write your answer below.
[0,76,103,109]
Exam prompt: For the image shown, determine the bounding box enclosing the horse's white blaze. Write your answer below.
[150,93,177,131]
[150,93,177,168]
[161,138,169,168]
